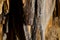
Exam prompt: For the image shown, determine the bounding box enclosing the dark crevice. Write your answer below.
[56,0,58,17]
[7,0,26,40]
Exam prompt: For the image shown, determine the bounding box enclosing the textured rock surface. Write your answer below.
[40,0,56,40]
[45,17,60,40]
[1,0,60,40]
[0,24,3,40]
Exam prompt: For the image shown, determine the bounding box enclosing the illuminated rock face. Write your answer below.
[40,0,56,40]
[0,0,57,40]
[0,0,4,40]
[45,17,60,40]
[0,0,4,14]
[23,0,35,40]
[0,0,9,14]
[23,0,56,40]
[0,0,9,40]
[23,0,35,25]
